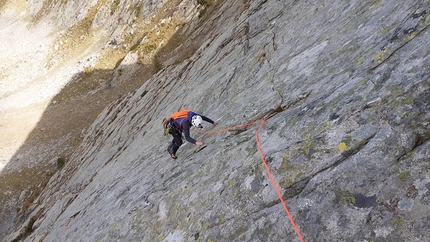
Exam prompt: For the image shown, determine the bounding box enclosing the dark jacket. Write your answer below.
[173,111,214,144]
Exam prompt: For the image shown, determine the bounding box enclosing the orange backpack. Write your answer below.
[163,110,191,135]
[170,110,191,120]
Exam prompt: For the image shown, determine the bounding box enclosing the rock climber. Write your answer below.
[166,110,218,159]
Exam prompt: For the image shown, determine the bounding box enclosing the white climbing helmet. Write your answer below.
[191,115,203,128]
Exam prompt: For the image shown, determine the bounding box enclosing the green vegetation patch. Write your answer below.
[335,190,356,206]
[398,171,411,181]
[110,0,121,14]
[279,175,300,189]
[232,227,248,239]
[278,152,309,188]
[197,0,213,7]
[391,216,404,227]
[297,140,316,158]
[279,153,294,173]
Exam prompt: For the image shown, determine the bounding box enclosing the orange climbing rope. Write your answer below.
[195,118,305,242]
[255,119,305,242]
[194,119,262,135]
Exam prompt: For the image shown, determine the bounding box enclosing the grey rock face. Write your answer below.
[6,0,430,241]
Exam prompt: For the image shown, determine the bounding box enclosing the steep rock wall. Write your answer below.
[4,0,430,241]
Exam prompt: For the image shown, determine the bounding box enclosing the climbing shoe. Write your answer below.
[167,147,177,159]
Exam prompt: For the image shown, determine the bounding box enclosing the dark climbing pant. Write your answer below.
[169,127,183,154]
